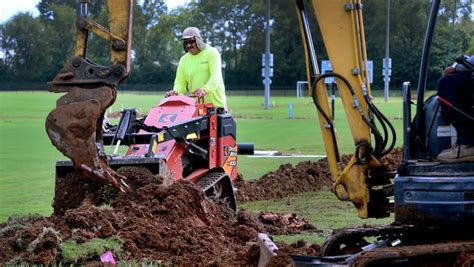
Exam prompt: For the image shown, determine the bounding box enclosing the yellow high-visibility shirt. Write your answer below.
[173,46,227,108]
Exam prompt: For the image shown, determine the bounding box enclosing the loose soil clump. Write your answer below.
[0,167,318,266]
[0,149,403,265]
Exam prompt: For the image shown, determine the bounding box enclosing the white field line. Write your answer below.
[249,150,326,158]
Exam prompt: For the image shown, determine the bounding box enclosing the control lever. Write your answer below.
[185,140,209,159]
[109,109,136,154]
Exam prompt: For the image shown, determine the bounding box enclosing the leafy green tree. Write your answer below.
[363,0,390,89]
[128,0,173,84]
[37,0,103,20]
[137,11,186,85]
[1,13,51,81]
[1,0,472,89]
[42,3,76,80]
[0,24,10,80]
[271,0,319,86]
[85,4,110,66]
[176,0,267,86]
[429,0,472,82]
[38,0,115,78]
[388,0,430,88]
[364,0,472,90]
[197,1,263,71]
[467,37,474,55]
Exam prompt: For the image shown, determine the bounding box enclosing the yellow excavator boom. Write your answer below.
[296,0,394,218]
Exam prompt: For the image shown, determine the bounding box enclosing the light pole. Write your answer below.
[383,0,391,102]
[263,0,271,109]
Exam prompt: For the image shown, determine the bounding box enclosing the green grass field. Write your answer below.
[0,91,404,243]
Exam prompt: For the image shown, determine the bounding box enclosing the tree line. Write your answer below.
[0,0,472,91]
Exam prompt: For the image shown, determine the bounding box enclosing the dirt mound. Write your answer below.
[0,149,403,265]
[236,148,402,202]
[378,147,403,169]
[258,212,319,235]
[0,167,319,266]
[235,160,333,202]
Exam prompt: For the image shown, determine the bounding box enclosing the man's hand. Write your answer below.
[165,90,179,97]
[192,88,206,98]
[442,66,455,76]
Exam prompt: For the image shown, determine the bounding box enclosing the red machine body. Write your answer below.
[122,95,239,184]
[53,95,245,213]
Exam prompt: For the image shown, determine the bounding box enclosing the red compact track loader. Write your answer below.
[53,95,253,214]
[46,0,252,215]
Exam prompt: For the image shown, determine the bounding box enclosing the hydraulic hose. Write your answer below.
[311,75,341,162]
[364,96,396,157]
[311,72,389,160]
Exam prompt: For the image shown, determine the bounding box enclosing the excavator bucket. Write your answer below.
[46,85,129,192]
[46,0,133,191]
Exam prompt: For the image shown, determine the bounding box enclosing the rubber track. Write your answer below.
[195,172,226,192]
[352,240,474,266]
[322,224,417,256]
[322,223,474,264]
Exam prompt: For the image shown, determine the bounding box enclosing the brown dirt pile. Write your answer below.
[235,160,333,202]
[236,148,402,202]
[0,149,403,265]
[258,212,319,235]
[0,167,318,266]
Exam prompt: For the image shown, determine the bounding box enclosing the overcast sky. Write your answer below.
[0,0,189,24]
